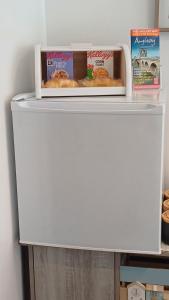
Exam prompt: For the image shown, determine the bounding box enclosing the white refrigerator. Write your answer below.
[11,93,165,254]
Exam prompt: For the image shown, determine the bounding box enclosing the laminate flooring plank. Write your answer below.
[33,246,115,300]
[28,246,36,300]
[114,253,121,300]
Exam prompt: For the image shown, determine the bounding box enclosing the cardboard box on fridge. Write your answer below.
[164,291,169,300]
[120,286,128,300]
[87,51,114,79]
[146,284,164,300]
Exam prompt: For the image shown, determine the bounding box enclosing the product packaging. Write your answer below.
[46,51,74,81]
[131,29,160,89]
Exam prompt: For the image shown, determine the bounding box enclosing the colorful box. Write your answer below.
[46,51,73,80]
[131,29,160,89]
[146,285,164,300]
[87,51,114,79]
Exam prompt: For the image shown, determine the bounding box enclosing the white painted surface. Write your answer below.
[159,0,169,28]
[0,1,45,299]
[11,98,164,254]
[45,0,169,188]
[45,0,154,45]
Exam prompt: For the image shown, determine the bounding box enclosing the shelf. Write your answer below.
[35,44,132,98]
[120,244,169,285]
[40,45,122,52]
[41,86,126,98]
[120,266,169,285]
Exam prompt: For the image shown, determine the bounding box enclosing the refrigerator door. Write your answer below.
[12,99,164,254]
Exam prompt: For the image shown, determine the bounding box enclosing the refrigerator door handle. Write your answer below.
[12,92,35,102]
[11,101,164,115]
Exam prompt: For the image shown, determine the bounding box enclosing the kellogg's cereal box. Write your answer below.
[87,51,114,79]
[46,51,73,80]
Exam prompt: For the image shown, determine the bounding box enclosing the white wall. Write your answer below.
[45,0,169,188]
[0,1,46,299]
[46,0,155,45]
[1,3,168,299]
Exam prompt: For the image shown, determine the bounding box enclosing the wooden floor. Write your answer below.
[28,246,119,300]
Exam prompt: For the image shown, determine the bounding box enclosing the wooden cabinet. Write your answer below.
[120,251,169,286]
[27,246,120,300]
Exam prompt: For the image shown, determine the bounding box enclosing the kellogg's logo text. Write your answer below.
[87,51,113,60]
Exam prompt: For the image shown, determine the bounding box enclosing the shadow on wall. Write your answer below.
[4,46,35,243]
[5,100,19,242]
[2,98,24,298]
[2,46,35,298]
[12,46,35,93]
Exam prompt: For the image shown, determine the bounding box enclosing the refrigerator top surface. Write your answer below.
[12,90,166,104]
[11,90,166,115]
